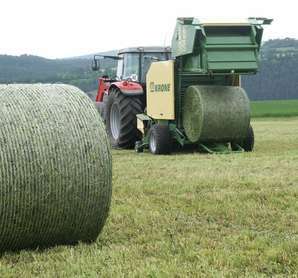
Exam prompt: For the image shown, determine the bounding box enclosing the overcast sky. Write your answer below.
[0,0,295,59]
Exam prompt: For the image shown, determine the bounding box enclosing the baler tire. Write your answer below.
[231,125,254,152]
[149,124,171,155]
[242,125,255,152]
[105,88,142,148]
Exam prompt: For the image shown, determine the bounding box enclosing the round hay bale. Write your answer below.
[0,84,112,252]
[182,85,250,143]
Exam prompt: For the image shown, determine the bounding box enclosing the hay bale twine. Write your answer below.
[0,84,112,252]
[182,85,250,143]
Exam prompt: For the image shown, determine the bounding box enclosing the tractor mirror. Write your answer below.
[91,59,100,71]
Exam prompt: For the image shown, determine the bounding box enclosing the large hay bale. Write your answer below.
[182,85,250,143]
[0,84,112,252]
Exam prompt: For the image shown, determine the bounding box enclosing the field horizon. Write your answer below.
[251,99,298,118]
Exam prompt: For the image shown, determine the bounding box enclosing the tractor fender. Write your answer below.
[109,81,143,96]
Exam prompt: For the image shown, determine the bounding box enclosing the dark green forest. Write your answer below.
[0,53,117,92]
[243,38,298,100]
[0,38,298,100]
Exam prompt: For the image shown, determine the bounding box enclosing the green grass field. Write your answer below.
[251,99,298,118]
[1,117,298,277]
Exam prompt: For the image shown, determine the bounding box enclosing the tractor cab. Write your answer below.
[116,47,171,84]
[92,47,171,83]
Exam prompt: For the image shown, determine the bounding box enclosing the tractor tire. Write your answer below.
[149,124,171,155]
[106,88,142,148]
[95,95,109,123]
[95,102,105,121]
[231,125,254,152]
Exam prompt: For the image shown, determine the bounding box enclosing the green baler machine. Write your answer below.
[136,17,272,154]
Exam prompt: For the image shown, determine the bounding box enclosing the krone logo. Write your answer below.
[149,82,171,93]
[150,82,155,92]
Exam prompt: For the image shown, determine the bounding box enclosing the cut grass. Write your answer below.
[251,99,298,118]
[0,117,298,276]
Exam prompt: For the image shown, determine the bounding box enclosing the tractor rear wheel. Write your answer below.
[105,88,142,148]
[149,124,171,154]
[95,102,105,121]
[95,95,108,123]
[231,124,254,152]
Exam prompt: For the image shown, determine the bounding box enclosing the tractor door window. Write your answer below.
[116,55,124,79]
[123,54,139,80]
[141,52,170,83]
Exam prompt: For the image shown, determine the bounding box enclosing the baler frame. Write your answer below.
[135,17,272,154]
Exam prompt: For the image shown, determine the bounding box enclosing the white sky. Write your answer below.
[0,0,296,59]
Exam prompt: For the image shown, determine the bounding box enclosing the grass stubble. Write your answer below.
[0,117,297,277]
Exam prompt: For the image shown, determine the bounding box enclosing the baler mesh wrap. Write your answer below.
[0,84,112,252]
[182,85,250,143]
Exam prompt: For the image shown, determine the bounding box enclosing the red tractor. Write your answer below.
[92,47,171,148]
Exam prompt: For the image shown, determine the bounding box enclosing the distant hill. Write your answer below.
[0,38,298,100]
[0,53,117,92]
[69,50,117,60]
[243,38,298,100]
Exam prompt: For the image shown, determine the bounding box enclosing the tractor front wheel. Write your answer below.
[149,125,171,155]
[105,88,142,148]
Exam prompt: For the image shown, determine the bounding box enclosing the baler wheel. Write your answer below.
[149,124,171,155]
[231,125,254,152]
[105,88,142,148]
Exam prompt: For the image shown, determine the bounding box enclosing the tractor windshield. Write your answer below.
[122,54,139,80]
[118,51,170,82]
[141,52,169,83]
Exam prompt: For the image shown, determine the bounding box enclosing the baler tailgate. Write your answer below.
[207,49,258,71]
[204,26,259,73]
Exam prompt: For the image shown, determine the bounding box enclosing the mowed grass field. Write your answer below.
[251,99,298,118]
[1,117,298,277]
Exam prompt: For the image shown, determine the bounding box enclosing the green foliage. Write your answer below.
[251,99,298,117]
[261,38,298,59]
[0,54,117,92]
[0,117,297,276]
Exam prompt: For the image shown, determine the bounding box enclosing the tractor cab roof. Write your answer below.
[118,46,171,55]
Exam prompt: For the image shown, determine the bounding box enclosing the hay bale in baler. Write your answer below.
[182,85,250,143]
[0,84,112,252]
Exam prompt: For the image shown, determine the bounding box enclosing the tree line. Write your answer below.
[0,38,298,100]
